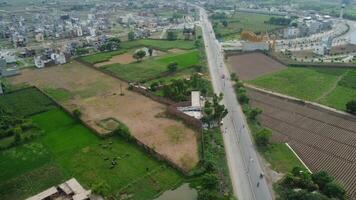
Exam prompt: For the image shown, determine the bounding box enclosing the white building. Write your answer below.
[283,27,300,39]
[177,91,204,119]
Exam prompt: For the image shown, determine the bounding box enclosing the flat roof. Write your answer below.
[26,187,58,200]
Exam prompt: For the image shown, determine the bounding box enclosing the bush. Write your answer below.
[167,62,178,73]
[91,181,111,196]
[312,171,334,190]
[114,123,133,142]
[201,173,218,189]
[323,182,346,199]
[248,107,262,121]
[255,128,272,147]
[73,108,82,120]
[346,100,356,115]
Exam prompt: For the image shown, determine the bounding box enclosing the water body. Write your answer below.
[154,183,197,200]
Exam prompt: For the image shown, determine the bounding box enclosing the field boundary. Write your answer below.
[285,143,312,173]
[245,84,356,122]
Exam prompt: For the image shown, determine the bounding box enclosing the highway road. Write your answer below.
[199,7,273,200]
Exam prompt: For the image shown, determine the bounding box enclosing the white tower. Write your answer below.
[340,3,346,19]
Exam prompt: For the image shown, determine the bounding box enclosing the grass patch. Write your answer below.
[104,50,201,82]
[44,87,72,102]
[0,87,55,116]
[120,39,196,51]
[80,50,126,64]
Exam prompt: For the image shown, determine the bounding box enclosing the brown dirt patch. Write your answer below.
[8,61,199,171]
[95,53,135,67]
[227,52,286,80]
[247,88,356,199]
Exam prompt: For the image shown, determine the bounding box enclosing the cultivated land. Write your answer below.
[8,61,199,170]
[227,52,286,80]
[0,103,183,200]
[103,49,201,82]
[212,12,284,40]
[248,88,356,199]
[248,67,356,111]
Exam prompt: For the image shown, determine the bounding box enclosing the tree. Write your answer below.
[114,123,133,142]
[230,73,238,82]
[167,30,177,41]
[201,173,218,189]
[222,20,228,27]
[167,62,178,73]
[249,107,262,121]
[202,93,228,128]
[128,31,135,41]
[312,171,334,190]
[148,48,153,56]
[346,100,356,115]
[133,50,146,62]
[255,128,272,147]
[150,82,159,92]
[323,182,346,199]
[73,108,82,120]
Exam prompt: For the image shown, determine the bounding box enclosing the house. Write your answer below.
[177,91,204,119]
[26,178,91,200]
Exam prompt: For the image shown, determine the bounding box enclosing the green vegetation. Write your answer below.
[212,12,286,40]
[277,167,346,200]
[80,49,126,64]
[44,88,72,102]
[104,50,201,82]
[0,90,184,200]
[160,74,213,101]
[120,39,196,51]
[0,87,55,117]
[248,67,356,111]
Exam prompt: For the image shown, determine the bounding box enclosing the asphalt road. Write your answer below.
[199,7,273,200]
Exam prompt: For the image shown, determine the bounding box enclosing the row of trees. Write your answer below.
[279,167,346,200]
[232,73,272,147]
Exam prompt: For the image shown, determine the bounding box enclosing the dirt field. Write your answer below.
[247,88,356,199]
[8,61,199,171]
[227,53,286,80]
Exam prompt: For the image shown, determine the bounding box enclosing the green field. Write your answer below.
[212,12,285,40]
[0,90,184,199]
[120,39,196,51]
[104,50,201,82]
[80,49,127,64]
[0,87,55,116]
[248,67,356,111]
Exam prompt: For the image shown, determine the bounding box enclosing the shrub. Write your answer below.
[73,108,82,120]
[114,123,133,142]
[91,181,111,196]
[346,100,356,115]
[255,128,272,147]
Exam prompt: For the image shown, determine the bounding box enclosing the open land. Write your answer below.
[227,52,286,80]
[0,90,183,200]
[103,49,201,82]
[247,67,356,111]
[8,61,199,171]
[247,88,356,199]
[212,12,285,40]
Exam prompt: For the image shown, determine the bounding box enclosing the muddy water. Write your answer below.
[154,183,197,200]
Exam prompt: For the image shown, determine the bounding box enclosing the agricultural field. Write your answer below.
[212,12,285,40]
[247,67,356,111]
[104,50,201,82]
[0,101,183,200]
[120,39,196,51]
[247,88,356,199]
[8,61,199,171]
[227,53,286,81]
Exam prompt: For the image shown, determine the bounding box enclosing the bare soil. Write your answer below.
[95,53,135,67]
[248,88,356,199]
[9,61,199,171]
[227,52,286,80]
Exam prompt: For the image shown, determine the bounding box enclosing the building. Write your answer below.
[26,178,91,200]
[177,91,204,119]
[283,27,300,39]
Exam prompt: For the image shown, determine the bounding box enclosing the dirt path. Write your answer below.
[316,70,349,101]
